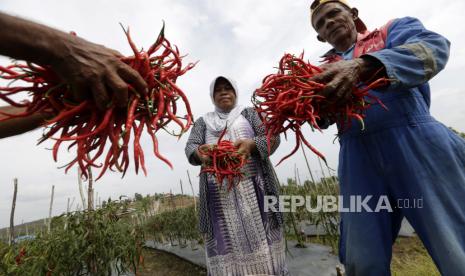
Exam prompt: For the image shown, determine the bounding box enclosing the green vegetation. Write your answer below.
[281,176,340,252]
[0,200,144,276]
[145,205,201,247]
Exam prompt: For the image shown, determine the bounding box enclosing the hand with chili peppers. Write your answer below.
[50,35,147,110]
[196,144,213,165]
[253,52,390,165]
[196,140,255,166]
[197,126,248,190]
[310,56,386,106]
[233,138,256,160]
[0,11,147,139]
[0,18,196,179]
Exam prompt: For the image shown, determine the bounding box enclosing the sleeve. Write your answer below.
[363,17,450,90]
[184,117,206,166]
[245,107,281,159]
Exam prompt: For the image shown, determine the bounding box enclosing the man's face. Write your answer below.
[311,2,358,51]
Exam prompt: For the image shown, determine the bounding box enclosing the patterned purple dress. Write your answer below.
[186,107,289,276]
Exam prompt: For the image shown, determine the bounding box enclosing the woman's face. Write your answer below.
[213,78,236,112]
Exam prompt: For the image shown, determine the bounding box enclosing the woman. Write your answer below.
[185,76,288,276]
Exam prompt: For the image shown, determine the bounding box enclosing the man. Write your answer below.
[0,12,147,138]
[309,0,465,275]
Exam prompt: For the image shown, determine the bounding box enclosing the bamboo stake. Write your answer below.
[78,167,86,210]
[318,157,327,184]
[6,228,10,245]
[294,164,298,185]
[301,146,316,184]
[170,189,175,210]
[180,179,184,207]
[64,197,71,230]
[9,178,17,246]
[69,197,75,211]
[186,170,197,213]
[87,167,94,211]
[48,185,55,233]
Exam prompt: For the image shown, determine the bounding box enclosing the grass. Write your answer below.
[307,235,439,275]
[391,237,439,276]
[137,248,206,276]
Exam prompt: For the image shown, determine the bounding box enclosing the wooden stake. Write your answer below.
[48,185,55,233]
[87,166,94,211]
[69,197,75,211]
[9,178,18,245]
[180,179,184,207]
[301,146,316,184]
[186,170,197,213]
[78,167,86,210]
[170,189,175,210]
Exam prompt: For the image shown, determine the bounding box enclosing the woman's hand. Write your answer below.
[234,139,256,160]
[196,144,212,165]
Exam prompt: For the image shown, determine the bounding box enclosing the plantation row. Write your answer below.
[0,176,340,275]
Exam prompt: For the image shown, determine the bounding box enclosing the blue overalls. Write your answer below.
[333,17,465,276]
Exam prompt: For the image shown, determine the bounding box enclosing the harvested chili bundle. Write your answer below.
[0,23,196,180]
[199,127,247,191]
[252,52,388,165]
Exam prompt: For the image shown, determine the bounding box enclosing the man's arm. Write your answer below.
[0,12,147,109]
[0,106,50,139]
[363,16,450,90]
[311,17,450,103]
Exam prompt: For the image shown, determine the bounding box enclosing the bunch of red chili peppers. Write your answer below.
[253,52,387,165]
[199,127,247,191]
[0,24,196,180]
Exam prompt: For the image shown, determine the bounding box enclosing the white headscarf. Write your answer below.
[203,76,245,133]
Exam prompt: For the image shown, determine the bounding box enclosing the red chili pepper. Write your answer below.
[0,24,196,179]
[199,126,247,191]
[253,52,387,165]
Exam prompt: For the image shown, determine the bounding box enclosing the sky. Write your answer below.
[0,0,464,228]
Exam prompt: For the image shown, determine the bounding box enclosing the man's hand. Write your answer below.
[310,58,365,105]
[310,57,386,106]
[196,144,212,165]
[0,12,147,110]
[51,37,147,110]
[234,139,256,160]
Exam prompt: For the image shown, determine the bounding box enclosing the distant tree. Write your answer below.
[286,178,297,186]
[134,193,143,201]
